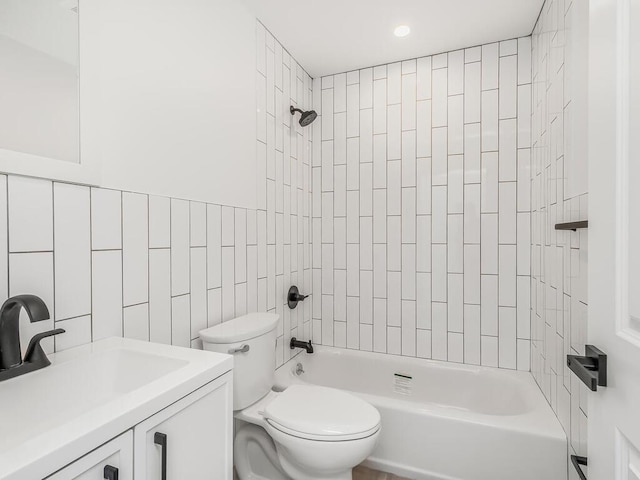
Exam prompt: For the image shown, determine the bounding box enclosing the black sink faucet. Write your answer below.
[0,295,49,369]
[0,294,64,381]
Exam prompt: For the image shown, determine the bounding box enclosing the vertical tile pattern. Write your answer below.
[170,199,190,297]
[190,247,207,339]
[92,250,123,341]
[8,176,53,253]
[55,315,91,352]
[122,192,149,306]
[124,303,149,341]
[530,0,589,467]
[54,183,91,320]
[149,248,171,344]
[258,21,313,359]
[312,38,532,369]
[91,188,122,250]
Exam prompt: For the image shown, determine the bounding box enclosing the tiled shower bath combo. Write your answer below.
[0,0,603,478]
[310,38,533,368]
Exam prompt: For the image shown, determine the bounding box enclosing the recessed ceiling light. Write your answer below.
[394,25,411,38]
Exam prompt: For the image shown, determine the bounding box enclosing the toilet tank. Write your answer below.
[200,313,279,410]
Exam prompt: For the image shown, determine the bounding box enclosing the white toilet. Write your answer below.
[200,313,381,480]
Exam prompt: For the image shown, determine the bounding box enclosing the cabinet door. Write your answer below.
[45,431,133,480]
[134,372,233,480]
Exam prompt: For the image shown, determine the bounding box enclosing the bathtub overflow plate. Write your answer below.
[393,373,413,395]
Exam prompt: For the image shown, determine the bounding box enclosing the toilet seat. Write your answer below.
[262,384,381,442]
[265,418,380,442]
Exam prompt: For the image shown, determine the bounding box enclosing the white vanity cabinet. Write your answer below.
[133,372,233,479]
[43,373,233,480]
[47,432,134,480]
[1,338,233,480]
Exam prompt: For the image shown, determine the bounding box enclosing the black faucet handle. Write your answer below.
[287,286,308,309]
[23,328,65,365]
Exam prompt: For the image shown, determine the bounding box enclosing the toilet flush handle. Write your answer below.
[229,344,250,354]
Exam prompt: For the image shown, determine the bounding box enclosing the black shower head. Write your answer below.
[290,106,317,127]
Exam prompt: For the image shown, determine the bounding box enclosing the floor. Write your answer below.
[353,465,411,480]
[234,465,411,479]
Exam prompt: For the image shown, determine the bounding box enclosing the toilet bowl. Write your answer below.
[200,314,381,480]
[234,385,381,480]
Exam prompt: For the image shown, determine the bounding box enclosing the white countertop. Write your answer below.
[0,337,233,480]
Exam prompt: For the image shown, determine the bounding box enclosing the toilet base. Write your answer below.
[234,422,358,480]
[234,423,289,480]
[277,452,353,480]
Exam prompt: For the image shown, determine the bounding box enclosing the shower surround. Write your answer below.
[310,39,533,370]
[530,0,590,465]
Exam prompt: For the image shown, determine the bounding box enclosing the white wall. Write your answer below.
[310,40,533,369]
[83,0,259,209]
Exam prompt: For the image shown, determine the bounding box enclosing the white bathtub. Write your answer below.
[274,346,567,480]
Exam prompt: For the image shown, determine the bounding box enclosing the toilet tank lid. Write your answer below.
[199,313,279,343]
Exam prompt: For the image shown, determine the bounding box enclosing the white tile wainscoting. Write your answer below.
[310,38,533,369]
[530,0,589,473]
[2,174,310,367]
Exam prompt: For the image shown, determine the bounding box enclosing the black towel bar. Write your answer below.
[571,455,588,480]
[567,345,607,391]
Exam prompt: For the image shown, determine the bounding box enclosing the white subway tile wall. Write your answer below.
[530,0,589,472]
[0,21,311,370]
[311,39,532,369]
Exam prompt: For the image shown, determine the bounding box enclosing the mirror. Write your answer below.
[0,0,79,166]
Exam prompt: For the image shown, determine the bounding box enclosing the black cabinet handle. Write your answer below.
[154,432,167,480]
[103,465,119,480]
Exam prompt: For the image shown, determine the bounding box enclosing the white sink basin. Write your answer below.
[0,348,187,452]
[0,337,233,480]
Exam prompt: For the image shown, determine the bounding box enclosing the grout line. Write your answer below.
[88,188,94,344]
[121,191,125,338]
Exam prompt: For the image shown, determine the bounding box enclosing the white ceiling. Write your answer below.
[245,0,544,78]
